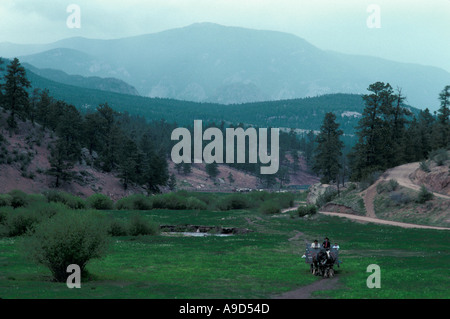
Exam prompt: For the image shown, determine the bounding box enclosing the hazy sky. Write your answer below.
[1,0,449,72]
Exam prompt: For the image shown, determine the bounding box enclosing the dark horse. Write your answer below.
[313,249,336,278]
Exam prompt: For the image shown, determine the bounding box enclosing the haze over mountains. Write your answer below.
[1,23,449,110]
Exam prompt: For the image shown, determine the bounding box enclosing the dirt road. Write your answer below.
[319,211,450,230]
[382,162,450,200]
[320,162,450,230]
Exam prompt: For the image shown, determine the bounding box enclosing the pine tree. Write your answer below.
[313,112,344,184]
[3,58,31,129]
[118,138,139,190]
[304,130,316,169]
[168,173,177,191]
[350,82,398,180]
[434,85,450,148]
[417,109,435,158]
[385,89,412,166]
[182,163,192,175]
[47,139,76,188]
[227,172,235,184]
[35,89,53,130]
[0,58,4,106]
[96,103,120,172]
[206,162,219,180]
[141,150,169,194]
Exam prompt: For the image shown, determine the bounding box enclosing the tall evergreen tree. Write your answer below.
[96,103,120,172]
[206,162,219,180]
[434,85,450,148]
[35,89,53,130]
[416,108,435,159]
[0,58,4,106]
[3,58,31,128]
[313,112,344,184]
[350,82,396,180]
[47,139,76,188]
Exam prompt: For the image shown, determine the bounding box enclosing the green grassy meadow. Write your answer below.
[1,202,449,299]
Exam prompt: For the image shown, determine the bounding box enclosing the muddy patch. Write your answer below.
[160,224,253,235]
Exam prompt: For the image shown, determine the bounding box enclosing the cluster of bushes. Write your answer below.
[389,191,413,206]
[297,205,317,217]
[44,191,113,210]
[0,190,161,283]
[419,161,431,173]
[386,185,434,206]
[315,188,338,208]
[416,185,434,204]
[376,180,399,194]
[114,190,296,214]
[108,214,159,237]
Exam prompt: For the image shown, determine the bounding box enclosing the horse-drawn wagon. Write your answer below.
[304,243,340,278]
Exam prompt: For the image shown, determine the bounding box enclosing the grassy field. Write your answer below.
[1,200,449,299]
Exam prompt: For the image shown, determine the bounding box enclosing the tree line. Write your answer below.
[0,57,307,192]
[312,81,450,186]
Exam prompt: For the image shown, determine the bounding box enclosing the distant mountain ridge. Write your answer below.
[24,62,139,96]
[1,23,448,110]
[12,64,419,137]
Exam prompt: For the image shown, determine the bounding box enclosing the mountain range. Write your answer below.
[1,23,449,110]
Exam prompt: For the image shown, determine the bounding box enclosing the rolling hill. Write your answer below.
[0,61,421,136]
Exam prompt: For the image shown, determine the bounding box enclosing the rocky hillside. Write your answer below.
[0,113,318,200]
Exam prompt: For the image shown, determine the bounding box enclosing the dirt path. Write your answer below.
[337,162,450,230]
[383,162,450,200]
[362,180,381,218]
[319,211,450,230]
[273,277,339,299]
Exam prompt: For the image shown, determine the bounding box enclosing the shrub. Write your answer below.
[316,188,338,207]
[216,194,250,211]
[108,219,128,237]
[8,190,29,208]
[376,180,399,194]
[25,210,110,282]
[152,193,180,210]
[416,185,434,204]
[5,208,43,237]
[275,192,295,208]
[115,194,153,210]
[185,196,208,210]
[0,194,13,207]
[389,191,413,206]
[32,202,68,219]
[430,148,449,166]
[420,161,431,173]
[151,193,210,210]
[87,194,113,210]
[259,200,281,214]
[43,190,86,209]
[297,205,317,217]
[128,214,159,236]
